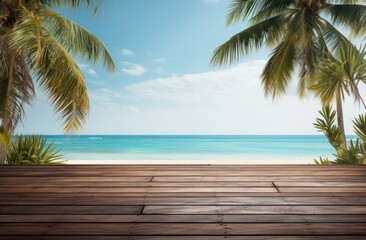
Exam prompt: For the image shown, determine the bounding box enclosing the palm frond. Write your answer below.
[0,41,35,131]
[211,14,286,66]
[36,31,90,133]
[354,114,366,142]
[250,0,295,23]
[41,10,115,72]
[6,135,64,165]
[334,139,363,164]
[8,11,89,133]
[314,157,332,165]
[322,19,351,50]
[261,7,319,97]
[261,39,296,97]
[226,0,258,26]
[0,126,12,151]
[307,58,346,106]
[313,106,345,150]
[297,62,308,98]
[323,4,366,35]
[39,0,103,15]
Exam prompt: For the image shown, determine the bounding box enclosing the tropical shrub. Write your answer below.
[314,106,366,164]
[307,44,366,146]
[0,131,64,165]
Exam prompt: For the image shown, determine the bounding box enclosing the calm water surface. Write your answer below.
[44,135,352,161]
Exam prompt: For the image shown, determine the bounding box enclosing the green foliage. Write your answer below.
[211,0,366,98]
[354,114,366,141]
[314,107,366,164]
[314,157,331,165]
[0,0,115,134]
[314,106,345,150]
[308,44,366,107]
[0,126,12,151]
[5,135,64,165]
[334,140,365,164]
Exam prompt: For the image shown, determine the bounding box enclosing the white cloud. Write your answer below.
[88,79,108,87]
[201,0,219,3]
[111,60,364,134]
[124,60,266,105]
[121,48,135,56]
[88,88,141,114]
[123,105,141,113]
[78,63,88,69]
[86,68,97,75]
[156,67,165,75]
[122,62,146,76]
[17,60,365,135]
[153,57,167,63]
[78,63,97,76]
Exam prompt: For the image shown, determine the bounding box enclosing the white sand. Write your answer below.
[66,159,313,164]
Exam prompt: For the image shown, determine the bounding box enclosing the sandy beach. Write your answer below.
[67,159,313,164]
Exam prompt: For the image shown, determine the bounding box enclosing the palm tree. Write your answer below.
[308,44,366,147]
[211,0,366,98]
[0,0,115,163]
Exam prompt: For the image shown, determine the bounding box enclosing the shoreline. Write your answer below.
[66,159,313,164]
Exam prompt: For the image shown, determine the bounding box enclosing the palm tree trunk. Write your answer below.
[0,120,10,164]
[0,144,6,164]
[336,92,347,148]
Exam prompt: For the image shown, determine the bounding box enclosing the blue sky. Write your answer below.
[16,0,364,135]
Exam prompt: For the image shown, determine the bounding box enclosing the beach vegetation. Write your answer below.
[0,130,64,164]
[314,106,366,164]
[0,0,115,163]
[211,0,366,98]
[308,44,366,147]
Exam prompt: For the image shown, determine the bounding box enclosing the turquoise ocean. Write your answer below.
[44,135,355,162]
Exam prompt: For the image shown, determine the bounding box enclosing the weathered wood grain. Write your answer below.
[1,164,365,239]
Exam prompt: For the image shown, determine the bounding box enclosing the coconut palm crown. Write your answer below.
[0,0,115,134]
[211,0,366,98]
[308,44,366,145]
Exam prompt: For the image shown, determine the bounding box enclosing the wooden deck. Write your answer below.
[1,164,366,239]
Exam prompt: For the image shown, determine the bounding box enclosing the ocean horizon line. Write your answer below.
[20,134,356,136]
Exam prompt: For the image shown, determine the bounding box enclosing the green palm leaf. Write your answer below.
[261,39,296,97]
[354,114,366,142]
[41,10,115,72]
[324,4,366,35]
[0,0,115,136]
[211,14,287,66]
[8,11,89,133]
[212,0,366,99]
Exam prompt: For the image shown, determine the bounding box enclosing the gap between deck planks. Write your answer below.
[1,164,366,238]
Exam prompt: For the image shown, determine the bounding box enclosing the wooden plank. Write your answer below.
[1,214,366,223]
[0,181,274,187]
[1,223,366,235]
[153,176,366,182]
[0,177,153,182]
[1,236,366,240]
[2,176,365,182]
[1,170,365,177]
[3,191,366,197]
[0,206,142,215]
[1,164,366,238]
[279,187,366,192]
[0,187,278,193]
[143,205,366,214]
[275,181,366,187]
[2,197,366,206]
